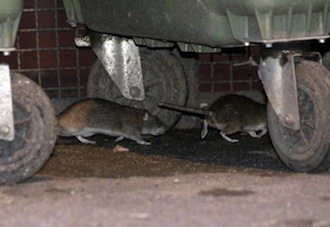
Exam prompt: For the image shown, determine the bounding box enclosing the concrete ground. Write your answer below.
[0,129,330,227]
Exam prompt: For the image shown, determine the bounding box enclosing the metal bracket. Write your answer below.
[0,64,15,141]
[90,32,145,101]
[258,51,300,130]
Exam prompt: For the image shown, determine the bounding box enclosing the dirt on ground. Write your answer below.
[2,129,330,227]
[39,129,288,179]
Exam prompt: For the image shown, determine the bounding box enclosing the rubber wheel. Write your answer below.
[267,60,330,172]
[0,73,57,184]
[87,48,187,129]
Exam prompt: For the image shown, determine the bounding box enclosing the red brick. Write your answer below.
[18,32,37,49]
[20,12,36,29]
[45,90,59,98]
[79,49,97,67]
[212,54,230,62]
[249,45,260,55]
[199,83,212,92]
[233,82,250,91]
[61,89,78,98]
[39,31,57,48]
[57,0,64,8]
[20,51,38,69]
[37,0,55,9]
[58,30,75,47]
[252,80,264,91]
[23,0,35,9]
[59,49,77,67]
[250,67,259,78]
[57,10,71,28]
[213,63,230,81]
[38,11,56,28]
[80,89,87,97]
[40,50,58,68]
[40,71,59,88]
[231,54,249,62]
[214,83,231,92]
[232,65,251,80]
[60,70,78,87]
[199,64,212,81]
[198,53,211,62]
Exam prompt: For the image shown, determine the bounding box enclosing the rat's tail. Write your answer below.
[158,102,212,117]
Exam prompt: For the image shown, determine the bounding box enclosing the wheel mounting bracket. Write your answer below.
[257,50,323,130]
[258,50,301,130]
[0,64,15,141]
[89,32,145,101]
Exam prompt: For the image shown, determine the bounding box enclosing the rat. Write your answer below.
[159,94,267,143]
[57,98,167,145]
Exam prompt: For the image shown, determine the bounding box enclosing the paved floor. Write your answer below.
[0,129,329,227]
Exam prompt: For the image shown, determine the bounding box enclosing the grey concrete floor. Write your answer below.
[0,129,330,227]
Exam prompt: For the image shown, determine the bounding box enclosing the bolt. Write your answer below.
[129,86,141,98]
[284,115,291,123]
[3,51,10,56]
[0,126,10,136]
[68,21,77,27]
[244,42,250,47]
[265,43,273,48]
[318,39,325,44]
[283,115,296,128]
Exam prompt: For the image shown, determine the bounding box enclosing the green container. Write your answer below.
[62,0,84,25]
[0,0,23,50]
[63,0,330,49]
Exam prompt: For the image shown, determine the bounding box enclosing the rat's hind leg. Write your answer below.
[258,128,268,137]
[76,135,96,144]
[247,131,261,138]
[248,128,268,139]
[220,132,239,143]
[219,124,240,143]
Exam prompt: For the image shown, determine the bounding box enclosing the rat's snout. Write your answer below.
[154,123,167,135]
[142,117,168,136]
[153,117,168,135]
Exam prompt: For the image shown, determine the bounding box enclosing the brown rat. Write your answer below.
[57,98,167,145]
[159,94,267,143]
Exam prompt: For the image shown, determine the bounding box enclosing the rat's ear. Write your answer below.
[143,112,149,121]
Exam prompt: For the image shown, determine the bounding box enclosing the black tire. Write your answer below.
[172,50,200,129]
[87,48,187,129]
[267,60,330,172]
[322,51,330,71]
[0,73,57,184]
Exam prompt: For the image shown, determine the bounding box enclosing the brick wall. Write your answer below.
[0,0,262,99]
[0,0,95,98]
[198,51,262,93]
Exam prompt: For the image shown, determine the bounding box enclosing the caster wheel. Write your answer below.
[268,60,330,172]
[87,48,188,129]
[0,73,57,184]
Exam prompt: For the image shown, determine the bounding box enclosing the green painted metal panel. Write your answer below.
[62,0,84,25]
[63,0,330,49]
[0,0,23,50]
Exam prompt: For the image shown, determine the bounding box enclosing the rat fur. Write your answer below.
[159,94,267,143]
[57,98,167,145]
